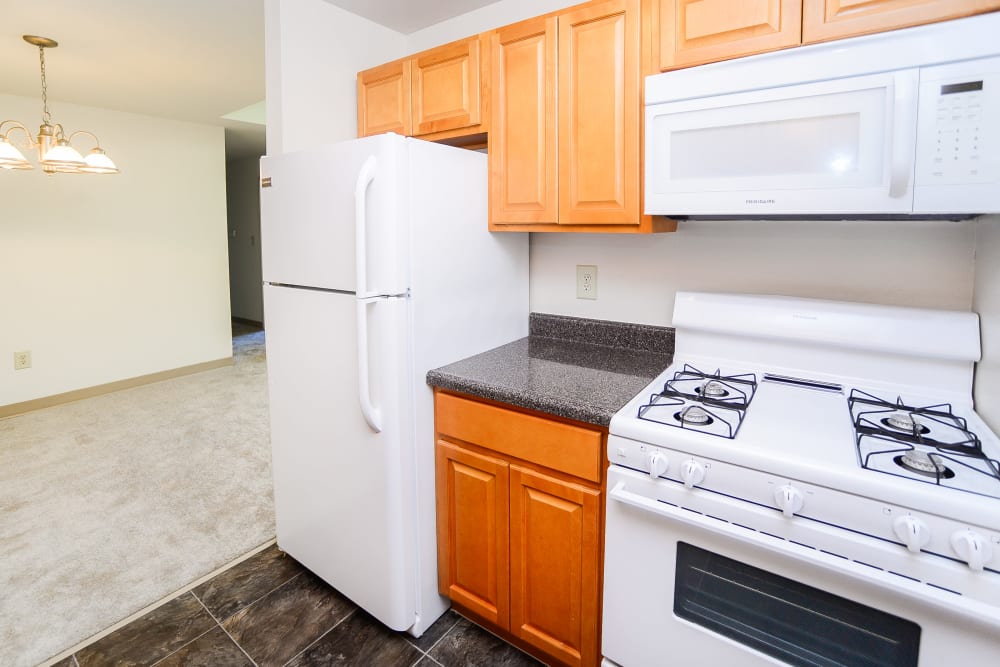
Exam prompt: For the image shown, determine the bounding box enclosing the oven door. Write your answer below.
[644,70,918,216]
[602,466,1000,667]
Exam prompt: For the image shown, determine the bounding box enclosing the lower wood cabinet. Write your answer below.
[434,390,606,667]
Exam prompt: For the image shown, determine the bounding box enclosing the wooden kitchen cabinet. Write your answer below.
[655,0,802,69]
[358,36,488,141]
[411,36,485,136]
[802,0,1000,43]
[434,390,606,667]
[490,0,674,232]
[489,16,559,224]
[357,59,411,137]
[509,464,601,667]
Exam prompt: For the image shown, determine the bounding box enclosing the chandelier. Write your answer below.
[0,35,119,174]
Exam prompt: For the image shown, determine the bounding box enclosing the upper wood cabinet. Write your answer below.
[559,0,641,225]
[489,17,558,224]
[802,0,1000,43]
[357,35,487,141]
[656,0,802,69]
[411,36,484,136]
[489,0,668,232]
[357,60,411,137]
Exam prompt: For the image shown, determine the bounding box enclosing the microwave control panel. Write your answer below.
[914,56,999,213]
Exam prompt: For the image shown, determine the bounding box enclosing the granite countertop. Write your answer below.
[426,313,674,426]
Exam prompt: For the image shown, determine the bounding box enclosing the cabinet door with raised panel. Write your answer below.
[490,16,558,225]
[435,441,510,629]
[509,464,601,667]
[803,0,1000,43]
[559,0,641,225]
[658,0,802,69]
[357,60,411,137]
[411,37,482,136]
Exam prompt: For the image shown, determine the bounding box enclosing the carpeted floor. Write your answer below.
[0,324,274,667]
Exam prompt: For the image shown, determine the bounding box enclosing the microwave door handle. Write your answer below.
[354,156,382,433]
[888,72,918,198]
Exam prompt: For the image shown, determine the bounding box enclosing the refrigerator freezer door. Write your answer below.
[264,283,417,631]
[260,134,407,295]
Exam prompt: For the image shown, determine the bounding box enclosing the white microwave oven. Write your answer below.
[644,13,1000,218]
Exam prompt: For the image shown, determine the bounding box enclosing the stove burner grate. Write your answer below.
[849,389,1000,495]
[638,365,757,439]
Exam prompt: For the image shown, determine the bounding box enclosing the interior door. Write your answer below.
[263,283,416,631]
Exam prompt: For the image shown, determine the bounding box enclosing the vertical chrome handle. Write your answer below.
[888,71,918,199]
[354,156,381,433]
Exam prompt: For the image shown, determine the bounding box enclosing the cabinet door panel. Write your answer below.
[412,38,482,135]
[559,0,641,225]
[803,0,1000,43]
[357,60,411,137]
[436,441,510,628]
[660,0,802,69]
[509,464,601,667]
[490,17,558,225]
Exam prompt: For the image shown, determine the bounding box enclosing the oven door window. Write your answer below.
[674,542,920,667]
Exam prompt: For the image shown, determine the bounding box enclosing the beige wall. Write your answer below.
[530,220,977,326]
[0,94,231,407]
[264,0,407,154]
[973,215,1000,431]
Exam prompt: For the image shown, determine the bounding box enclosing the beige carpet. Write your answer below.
[0,328,274,667]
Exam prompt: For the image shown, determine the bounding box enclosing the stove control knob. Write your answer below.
[680,459,705,488]
[951,529,994,571]
[647,452,669,479]
[774,484,804,518]
[893,515,931,553]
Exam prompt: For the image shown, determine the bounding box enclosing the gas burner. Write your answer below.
[675,406,713,425]
[850,389,1000,498]
[894,451,955,479]
[882,412,931,435]
[696,380,730,398]
[637,364,756,439]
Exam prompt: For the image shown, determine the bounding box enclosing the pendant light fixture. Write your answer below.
[0,35,120,174]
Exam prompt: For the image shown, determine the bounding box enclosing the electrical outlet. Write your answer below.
[13,350,32,370]
[576,265,598,300]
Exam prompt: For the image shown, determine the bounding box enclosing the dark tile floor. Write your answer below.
[51,545,543,667]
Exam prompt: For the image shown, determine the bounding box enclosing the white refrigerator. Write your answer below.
[259,133,528,637]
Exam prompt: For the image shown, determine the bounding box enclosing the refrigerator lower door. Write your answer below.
[263,283,416,631]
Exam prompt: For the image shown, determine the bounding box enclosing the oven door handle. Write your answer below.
[609,481,1000,631]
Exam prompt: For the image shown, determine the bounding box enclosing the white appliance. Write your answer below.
[602,292,1000,667]
[259,133,528,637]
[644,13,1000,217]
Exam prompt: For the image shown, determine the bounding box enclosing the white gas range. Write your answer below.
[602,292,1000,667]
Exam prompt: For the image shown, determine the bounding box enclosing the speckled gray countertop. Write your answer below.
[426,313,674,426]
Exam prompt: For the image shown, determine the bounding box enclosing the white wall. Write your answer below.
[0,94,232,407]
[973,215,1000,431]
[264,0,407,154]
[530,220,977,326]
[227,156,264,322]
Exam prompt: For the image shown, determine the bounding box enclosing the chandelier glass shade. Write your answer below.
[1,35,120,175]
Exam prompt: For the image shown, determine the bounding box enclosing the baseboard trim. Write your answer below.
[0,357,233,419]
[232,316,264,327]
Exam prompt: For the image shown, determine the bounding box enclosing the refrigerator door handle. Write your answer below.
[356,297,383,433]
[355,155,378,299]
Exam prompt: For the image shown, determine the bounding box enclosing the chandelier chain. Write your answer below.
[38,45,52,126]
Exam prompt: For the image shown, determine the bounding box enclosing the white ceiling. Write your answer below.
[325,0,501,34]
[0,0,500,160]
